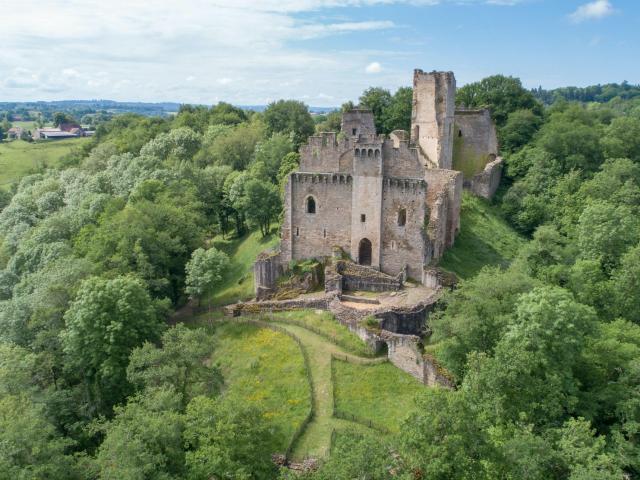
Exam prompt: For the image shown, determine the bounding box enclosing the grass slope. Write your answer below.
[439,192,525,279]
[207,228,279,306]
[264,310,375,357]
[211,321,311,453]
[0,138,89,190]
[332,359,425,433]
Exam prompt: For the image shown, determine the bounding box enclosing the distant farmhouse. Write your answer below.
[32,123,94,140]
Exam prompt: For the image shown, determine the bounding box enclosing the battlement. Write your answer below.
[383,177,426,192]
[291,172,353,184]
[305,132,340,148]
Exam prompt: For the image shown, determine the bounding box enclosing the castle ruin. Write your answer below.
[246,69,502,387]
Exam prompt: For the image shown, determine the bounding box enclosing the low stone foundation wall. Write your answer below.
[225,296,330,317]
[229,285,453,387]
[336,261,402,292]
[469,156,503,199]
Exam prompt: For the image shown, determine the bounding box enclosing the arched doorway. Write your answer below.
[358,238,372,266]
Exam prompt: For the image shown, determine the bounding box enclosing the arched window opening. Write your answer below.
[398,208,406,227]
[355,148,360,156]
[358,238,372,266]
[458,129,463,137]
[306,196,316,214]
[375,149,380,158]
[368,149,373,157]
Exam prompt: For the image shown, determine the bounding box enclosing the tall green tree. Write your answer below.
[456,75,542,126]
[128,325,222,406]
[359,87,392,133]
[263,100,314,149]
[61,275,165,413]
[95,387,186,480]
[184,247,229,300]
[184,396,277,480]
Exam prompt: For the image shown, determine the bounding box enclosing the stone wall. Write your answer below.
[383,332,425,380]
[380,178,428,280]
[382,137,424,178]
[350,148,384,268]
[225,296,330,317]
[453,108,498,179]
[254,250,283,300]
[282,172,354,263]
[336,261,402,292]
[298,132,348,173]
[469,156,503,199]
[424,168,462,259]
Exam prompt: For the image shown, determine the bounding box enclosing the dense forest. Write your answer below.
[1,75,639,479]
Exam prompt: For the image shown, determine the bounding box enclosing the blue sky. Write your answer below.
[0,0,637,106]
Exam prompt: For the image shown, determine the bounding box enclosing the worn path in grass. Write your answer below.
[271,322,385,460]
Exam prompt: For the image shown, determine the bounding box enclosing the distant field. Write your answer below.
[439,192,525,279]
[0,138,89,190]
[9,120,41,131]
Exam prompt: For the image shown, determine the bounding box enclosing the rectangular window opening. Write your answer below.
[360,214,366,223]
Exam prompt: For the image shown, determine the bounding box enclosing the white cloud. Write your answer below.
[365,62,383,73]
[0,0,526,104]
[569,0,615,23]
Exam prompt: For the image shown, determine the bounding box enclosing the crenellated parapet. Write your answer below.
[291,172,353,184]
[383,177,426,193]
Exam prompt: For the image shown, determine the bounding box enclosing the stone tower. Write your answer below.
[410,69,456,170]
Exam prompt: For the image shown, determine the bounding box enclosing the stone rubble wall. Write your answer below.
[224,296,330,317]
[254,250,284,300]
[469,156,503,199]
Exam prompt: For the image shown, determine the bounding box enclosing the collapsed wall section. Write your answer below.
[452,108,498,179]
[470,156,503,199]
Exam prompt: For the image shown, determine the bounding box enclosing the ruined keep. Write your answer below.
[256,69,500,296]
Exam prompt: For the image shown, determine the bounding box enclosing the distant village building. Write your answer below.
[6,127,24,140]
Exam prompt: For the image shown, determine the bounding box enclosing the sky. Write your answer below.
[0,0,638,106]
